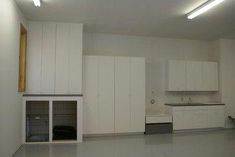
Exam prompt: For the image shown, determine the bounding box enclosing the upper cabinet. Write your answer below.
[167,60,219,91]
[186,61,203,91]
[202,62,219,91]
[26,22,83,94]
[167,60,186,91]
[27,22,43,94]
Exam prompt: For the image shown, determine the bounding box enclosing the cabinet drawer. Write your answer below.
[208,106,225,110]
[192,106,208,111]
[172,107,185,111]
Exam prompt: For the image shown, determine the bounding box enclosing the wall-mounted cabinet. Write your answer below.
[202,62,219,91]
[27,22,83,94]
[167,60,186,91]
[186,61,203,91]
[167,60,218,91]
[83,56,145,135]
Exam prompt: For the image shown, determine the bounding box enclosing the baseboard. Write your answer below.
[83,132,144,138]
[173,127,225,134]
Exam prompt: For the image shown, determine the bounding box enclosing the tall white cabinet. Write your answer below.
[115,57,145,133]
[27,22,83,94]
[83,56,115,134]
[115,57,131,133]
[83,56,145,134]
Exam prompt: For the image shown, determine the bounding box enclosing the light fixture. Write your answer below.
[33,0,41,7]
[187,0,225,19]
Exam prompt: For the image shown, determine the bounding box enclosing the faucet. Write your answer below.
[188,97,192,104]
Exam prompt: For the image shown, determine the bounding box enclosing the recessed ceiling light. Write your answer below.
[33,0,41,7]
[187,0,225,19]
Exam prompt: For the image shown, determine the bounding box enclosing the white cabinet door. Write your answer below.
[27,22,43,94]
[55,23,70,94]
[193,110,208,129]
[186,61,203,91]
[83,56,99,134]
[173,110,193,130]
[68,24,83,94]
[208,107,225,128]
[183,110,193,129]
[115,57,131,133]
[202,62,219,91]
[173,111,185,130]
[130,57,145,132]
[41,23,56,94]
[167,60,186,91]
[97,56,115,133]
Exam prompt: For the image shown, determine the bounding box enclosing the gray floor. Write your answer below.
[14,130,235,157]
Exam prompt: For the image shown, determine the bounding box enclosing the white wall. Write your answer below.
[215,39,235,128]
[0,0,27,156]
[83,33,219,114]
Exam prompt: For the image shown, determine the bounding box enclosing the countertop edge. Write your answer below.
[165,103,225,107]
[23,94,83,97]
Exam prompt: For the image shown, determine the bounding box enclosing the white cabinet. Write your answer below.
[167,60,186,91]
[83,56,115,134]
[55,23,70,94]
[26,22,83,94]
[115,57,131,133]
[115,57,145,133]
[41,23,56,94]
[192,108,208,129]
[69,24,83,94]
[173,111,185,130]
[183,110,194,129]
[97,56,115,133]
[208,106,225,128]
[202,62,219,91]
[55,23,83,94]
[173,107,193,130]
[27,22,43,94]
[83,56,145,134]
[83,56,99,134]
[22,96,83,143]
[167,60,218,91]
[130,57,145,132]
[169,105,225,130]
[186,61,203,91]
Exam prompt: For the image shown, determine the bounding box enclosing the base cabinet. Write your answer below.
[193,110,208,129]
[208,109,225,128]
[22,96,83,143]
[169,105,225,131]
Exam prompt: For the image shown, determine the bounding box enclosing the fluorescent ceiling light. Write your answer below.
[33,0,41,7]
[187,0,225,19]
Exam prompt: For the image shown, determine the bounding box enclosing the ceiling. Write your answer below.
[15,0,235,40]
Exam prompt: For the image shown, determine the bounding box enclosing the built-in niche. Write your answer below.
[53,101,77,141]
[26,101,49,142]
